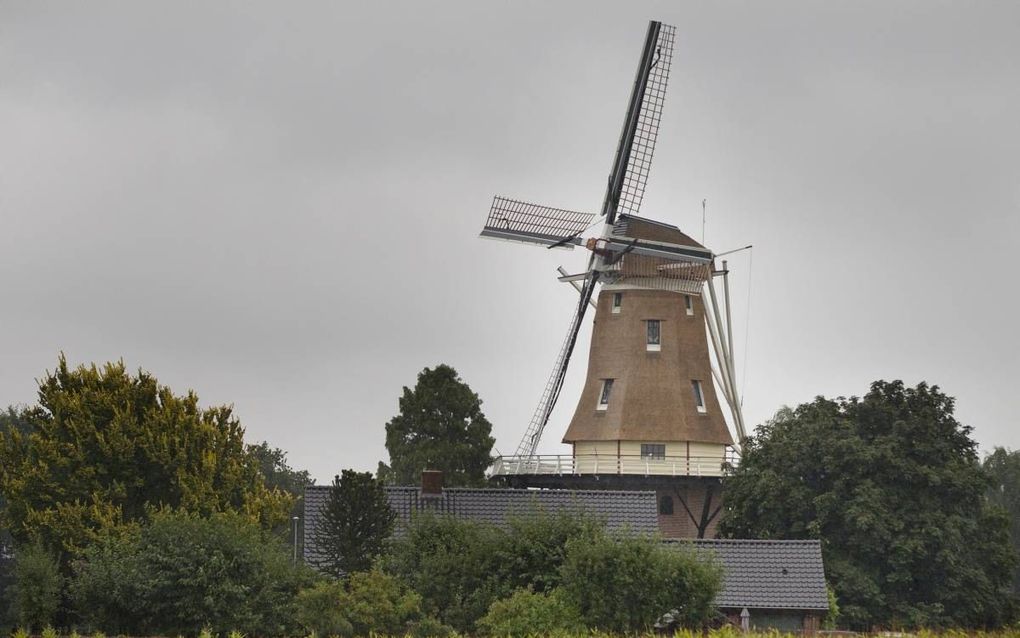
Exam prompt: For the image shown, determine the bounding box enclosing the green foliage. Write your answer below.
[984,447,1020,593]
[824,584,840,630]
[248,441,315,499]
[10,543,62,631]
[12,628,29,638]
[0,356,292,567]
[343,569,422,635]
[405,616,456,638]
[293,570,421,637]
[384,509,708,633]
[69,510,315,636]
[721,380,1016,629]
[293,580,354,637]
[477,588,584,636]
[311,470,395,578]
[40,626,57,638]
[383,365,495,487]
[384,514,503,631]
[0,406,32,630]
[558,535,721,632]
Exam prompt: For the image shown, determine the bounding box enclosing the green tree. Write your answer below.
[0,406,33,630]
[477,588,584,637]
[294,570,423,637]
[311,470,395,578]
[10,543,62,631]
[984,447,1020,593]
[721,380,1015,629]
[385,509,636,633]
[249,441,315,497]
[558,535,720,632]
[0,356,292,566]
[382,365,495,487]
[70,511,314,636]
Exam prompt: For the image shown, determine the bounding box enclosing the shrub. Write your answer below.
[406,616,456,638]
[10,543,63,631]
[385,508,603,632]
[383,514,504,631]
[343,569,422,635]
[294,580,353,637]
[294,570,421,637]
[559,534,721,632]
[477,588,584,636]
[70,511,316,636]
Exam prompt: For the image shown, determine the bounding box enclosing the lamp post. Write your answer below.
[292,516,299,565]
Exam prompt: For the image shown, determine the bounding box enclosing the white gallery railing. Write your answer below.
[490,453,737,478]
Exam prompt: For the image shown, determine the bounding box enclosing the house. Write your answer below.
[681,539,830,633]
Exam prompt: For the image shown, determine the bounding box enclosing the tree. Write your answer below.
[0,405,33,629]
[558,534,721,632]
[0,356,292,566]
[311,470,395,578]
[382,364,495,487]
[721,380,1015,629]
[984,447,1020,593]
[249,441,315,497]
[70,511,314,636]
[10,542,62,631]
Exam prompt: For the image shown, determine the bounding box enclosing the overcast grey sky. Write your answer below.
[2,1,1018,483]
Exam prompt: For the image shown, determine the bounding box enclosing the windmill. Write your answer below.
[479,21,747,537]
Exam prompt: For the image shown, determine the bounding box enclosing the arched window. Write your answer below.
[659,495,674,515]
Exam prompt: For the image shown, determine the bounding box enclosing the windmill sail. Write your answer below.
[480,197,595,248]
[602,21,677,223]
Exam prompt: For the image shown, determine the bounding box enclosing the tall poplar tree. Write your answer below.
[311,470,394,578]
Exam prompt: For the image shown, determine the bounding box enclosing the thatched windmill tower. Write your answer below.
[479,21,747,538]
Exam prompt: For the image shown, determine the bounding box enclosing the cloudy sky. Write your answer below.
[2,1,1017,483]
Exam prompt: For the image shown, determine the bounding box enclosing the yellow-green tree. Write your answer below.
[0,355,292,563]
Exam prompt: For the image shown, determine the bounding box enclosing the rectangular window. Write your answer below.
[646,319,661,351]
[684,294,694,316]
[597,379,614,410]
[641,443,666,460]
[691,380,707,413]
[612,292,622,314]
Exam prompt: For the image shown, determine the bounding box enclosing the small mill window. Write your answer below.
[684,294,694,316]
[646,319,661,350]
[597,379,614,410]
[612,292,623,313]
[641,443,666,459]
[692,380,707,413]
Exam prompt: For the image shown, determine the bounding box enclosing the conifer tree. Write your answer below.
[383,364,494,487]
[311,469,394,578]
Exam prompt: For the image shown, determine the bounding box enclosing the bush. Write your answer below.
[477,588,584,636]
[385,508,602,632]
[384,514,504,631]
[294,580,352,637]
[70,511,315,636]
[10,543,63,631]
[294,570,422,637]
[559,535,721,632]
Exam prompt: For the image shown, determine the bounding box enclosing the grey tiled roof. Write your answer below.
[303,485,658,564]
[680,539,829,611]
